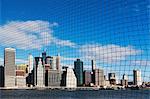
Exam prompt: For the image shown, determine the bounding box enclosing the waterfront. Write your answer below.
[0,89,149,99]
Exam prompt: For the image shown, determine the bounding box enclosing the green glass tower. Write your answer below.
[74,59,83,86]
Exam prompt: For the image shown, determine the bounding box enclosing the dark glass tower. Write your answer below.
[42,51,46,64]
[74,59,83,86]
[0,66,4,87]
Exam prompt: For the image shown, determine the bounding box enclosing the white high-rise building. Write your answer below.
[66,68,77,88]
[37,58,45,87]
[28,54,33,73]
[4,48,16,87]
[52,56,56,70]
[133,70,142,86]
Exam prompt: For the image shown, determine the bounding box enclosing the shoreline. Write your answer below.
[0,87,149,91]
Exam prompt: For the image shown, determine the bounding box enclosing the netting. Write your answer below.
[0,0,150,99]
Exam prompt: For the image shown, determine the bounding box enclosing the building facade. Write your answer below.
[56,54,60,72]
[36,58,45,87]
[28,54,34,73]
[46,56,56,70]
[42,51,46,65]
[74,59,83,86]
[47,70,61,87]
[16,76,26,87]
[121,74,128,87]
[61,67,77,88]
[4,48,16,87]
[108,73,116,85]
[133,70,142,86]
[93,69,104,87]
[83,70,92,86]
[0,66,4,87]
[66,68,77,88]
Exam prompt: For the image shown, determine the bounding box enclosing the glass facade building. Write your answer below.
[74,59,83,86]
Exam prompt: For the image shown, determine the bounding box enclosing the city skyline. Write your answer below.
[0,0,150,83]
[0,48,147,88]
[0,47,148,84]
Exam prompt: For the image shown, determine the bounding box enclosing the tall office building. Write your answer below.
[83,70,92,86]
[52,56,56,70]
[42,51,46,64]
[34,57,43,86]
[36,58,45,87]
[133,70,142,86]
[61,67,77,88]
[56,53,60,72]
[74,59,83,86]
[91,60,96,84]
[91,60,96,71]
[0,66,4,87]
[4,48,16,87]
[66,68,77,88]
[93,69,104,86]
[28,54,34,73]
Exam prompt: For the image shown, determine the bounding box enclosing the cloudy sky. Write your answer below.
[0,0,150,81]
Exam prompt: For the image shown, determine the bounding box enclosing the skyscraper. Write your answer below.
[60,67,77,88]
[66,68,77,88]
[42,51,46,65]
[133,70,142,86]
[74,59,83,86]
[28,54,34,73]
[36,58,45,87]
[83,70,92,86]
[91,60,96,71]
[34,57,44,86]
[91,60,96,84]
[56,53,60,72]
[4,48,16,87]
[52,56,56,70]
[93,69,104,87]
[0,66,4,87]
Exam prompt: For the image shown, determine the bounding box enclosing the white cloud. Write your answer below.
[53,37,76,48]
[131,60,150,66]
[79,44,142,64]
[0,20,76,50]
[61,57,77,61]
[16,59,28,64]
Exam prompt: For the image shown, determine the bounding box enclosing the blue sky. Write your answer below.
[0,0,150,81]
